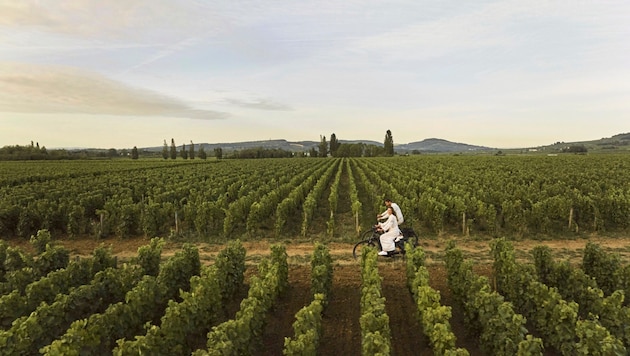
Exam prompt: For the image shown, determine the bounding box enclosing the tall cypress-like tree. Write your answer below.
[198,145,207,159]
[170,138,177,159]
[180,143,188,159]
[384,130,394,156]
[330,133,340,157]
[189,141,195,160]
[319,135,328,157]
[162,140,169,159]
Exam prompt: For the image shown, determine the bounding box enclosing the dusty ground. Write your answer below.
[10,233,630,266]
[5,234,630,355]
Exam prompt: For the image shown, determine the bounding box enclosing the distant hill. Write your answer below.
[128,132,630,154]
[535,132,630,153]
[143,139,383,153]
[395,138,493,153]
[141,138,491,154]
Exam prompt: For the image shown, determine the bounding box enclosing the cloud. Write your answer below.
[351,2,524,62]
[0,62,228,120]
[350,0,629,65]
[0,0,221,42]
[122,36,203,74]
[224,98,292,111]
[0,2,55,27]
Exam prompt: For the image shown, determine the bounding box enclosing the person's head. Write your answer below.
[384,198,392,208]
[387,206,396,216]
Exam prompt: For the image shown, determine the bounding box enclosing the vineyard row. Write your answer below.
[2,232,630,354]
[2,155,630,241]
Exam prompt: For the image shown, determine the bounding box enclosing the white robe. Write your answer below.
[378,203,404,225]
[378,214,399,252]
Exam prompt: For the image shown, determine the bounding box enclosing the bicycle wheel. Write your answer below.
[400,228,418,248]
[353,239,377,260]
[360,229,374,241]
[408,232,418,247]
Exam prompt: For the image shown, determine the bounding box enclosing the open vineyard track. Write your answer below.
[9,234,630,266]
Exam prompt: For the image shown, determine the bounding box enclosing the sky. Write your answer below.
[1,0,628,149]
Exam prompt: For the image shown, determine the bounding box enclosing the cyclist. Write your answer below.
[377,198,404,241]
[377,198,404,225]
[376,206,399,256]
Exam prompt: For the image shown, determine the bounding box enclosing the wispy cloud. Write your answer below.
[0,42,165,53]
[352,1,525,62]
[0,0,218,41]
[224,98,292,111]
[0,2,55,27]
[122,36,203,74]
[0,62,228,120]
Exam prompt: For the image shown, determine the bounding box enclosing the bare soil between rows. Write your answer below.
[5,235,630,355]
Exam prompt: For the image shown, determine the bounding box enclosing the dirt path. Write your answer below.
[380,260,433,356]
[14,234,629,266]
[319,263,363,355]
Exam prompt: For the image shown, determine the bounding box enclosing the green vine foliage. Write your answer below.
[134,237,164,277]
[359,248,391,355]
[0,242,116,329]
[114,241,246,356]
[491,238,628,355]
[2,156,630,240]
[43,245,200,355]
[447,241,542,356]
[283,243,332,356]
[283,244,333,355]
[583,242,622,296]
[283,294,325,356]
[4,266,142,356]
[575,319,626,355]
[197,245,288,355]
[532,244,630,346]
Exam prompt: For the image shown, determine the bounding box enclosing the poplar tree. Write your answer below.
[319,135,328,157]
[170,139,177,159]
[198,145,207,159]
[384,130,394,156]
[330,133,340,157]
[189,141,195,160]
[162,140,169,159]
[180,143,188,159]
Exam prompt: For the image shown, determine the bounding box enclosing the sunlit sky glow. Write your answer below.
[1,0,628,149]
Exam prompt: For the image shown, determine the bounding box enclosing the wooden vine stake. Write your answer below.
[175,211,179,234]
[462,211,466,235]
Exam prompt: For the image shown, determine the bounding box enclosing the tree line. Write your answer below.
[0,130,396,161]
[0,142,127,160]
[315,129,395,157]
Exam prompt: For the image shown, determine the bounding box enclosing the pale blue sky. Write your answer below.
[1,0,628,149]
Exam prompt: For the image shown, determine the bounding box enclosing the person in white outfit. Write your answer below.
[376,206,399,256]
[377,198,404,225]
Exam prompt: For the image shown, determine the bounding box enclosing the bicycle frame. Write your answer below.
[353,225,418,259]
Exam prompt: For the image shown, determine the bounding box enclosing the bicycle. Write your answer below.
[352,225,418,259]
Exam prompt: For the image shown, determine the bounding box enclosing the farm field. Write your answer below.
[2,155,630,241]
[2,235,630,355]
[1,155,630,354]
